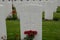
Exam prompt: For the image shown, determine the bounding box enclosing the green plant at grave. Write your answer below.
[12,4,18,20]
[6,5,18,20]
[24,30,37,40]
[56,6,60,13]
[42,11,45,20]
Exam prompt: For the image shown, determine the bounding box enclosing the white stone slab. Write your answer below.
[13,2,42,40]
[44,0,57,20]
[45,9,53,20]
[0,2,7,40]
[57,0,60,6]
[0,0,12,40]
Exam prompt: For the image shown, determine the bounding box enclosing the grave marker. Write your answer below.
[13,1,43,40]
[58,0,60,6]
[0,0,12,40]
[0,0,7,40]
[44,0,57,20]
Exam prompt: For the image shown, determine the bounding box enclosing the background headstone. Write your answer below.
[44,0,57,20]
[58,0,60,6]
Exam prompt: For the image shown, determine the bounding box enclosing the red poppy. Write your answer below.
[33,31,37,35]
[24,31,28,34]
[24,30,37,36]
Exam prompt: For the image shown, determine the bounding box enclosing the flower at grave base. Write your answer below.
[24,30,37,40]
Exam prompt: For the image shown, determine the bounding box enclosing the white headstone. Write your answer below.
[58,0,60,6]
[13,1,42,40]
[0,0,12,40]
[44,0,57,20]
[0,0,7,40]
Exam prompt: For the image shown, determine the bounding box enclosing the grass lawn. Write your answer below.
[42,20,60,40]
[6,13,60,40]
[6,20,20,40]
[42,13,60,40]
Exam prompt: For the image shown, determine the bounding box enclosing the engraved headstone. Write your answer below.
[13,1,42,40]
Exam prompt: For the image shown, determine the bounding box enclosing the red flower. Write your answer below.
[33,31,37,35]
[24,30,37,36]
[24,31,28,34]
[24,30,32,34]
[27,30,33,36]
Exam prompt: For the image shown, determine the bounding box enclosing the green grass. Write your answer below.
[6,20,20,40]
[53,13,60,19]
[6,9,60,40]
[42,20,60,40]
[56,6,60,13]
[42,13,60,40]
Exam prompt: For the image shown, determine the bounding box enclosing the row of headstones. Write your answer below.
[13,0,58,20]
[0,0,58,1]
[0,2,42,40]
[0,0,46,1]
[12,1,60,40]
[0,0,59,2]
[0,0,60,40]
